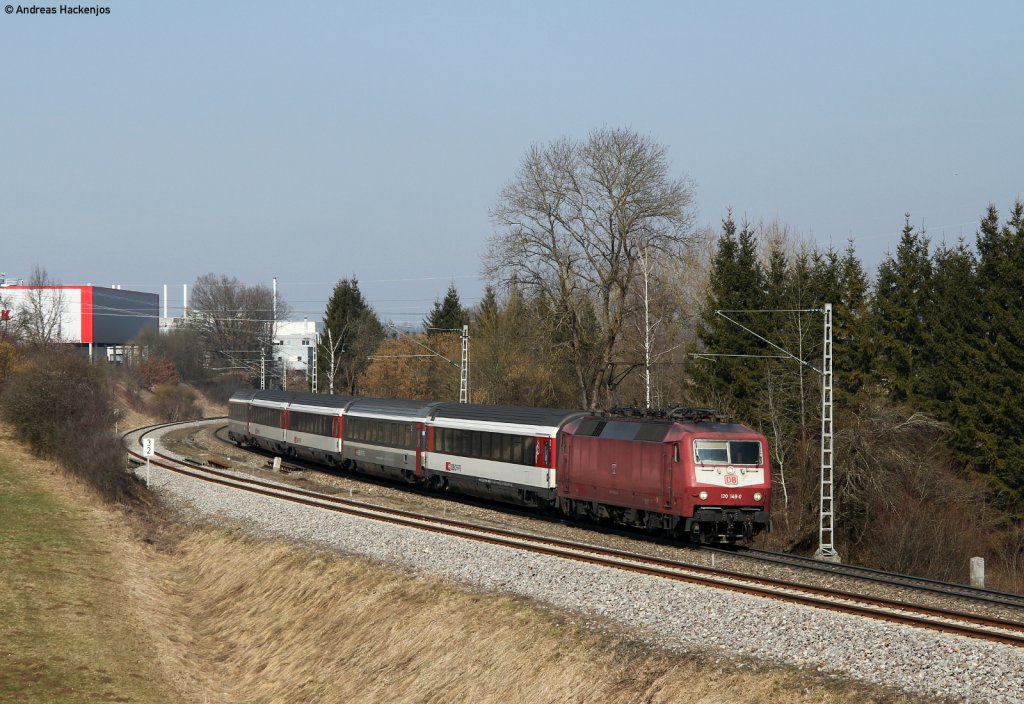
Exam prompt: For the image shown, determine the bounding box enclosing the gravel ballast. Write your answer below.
[136,439,1024,703]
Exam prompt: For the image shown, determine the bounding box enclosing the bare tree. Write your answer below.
[17,266,68,344]
[630,242,689,408]
[320,326,344,395]
[186,274,289,380]
[487,127,697,408]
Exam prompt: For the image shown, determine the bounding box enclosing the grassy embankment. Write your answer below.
[0,424,918,704]
[0,439,173,703]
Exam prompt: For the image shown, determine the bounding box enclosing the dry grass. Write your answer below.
[0,430,177,703]
[136,531,916,704]
[1,418,918,704]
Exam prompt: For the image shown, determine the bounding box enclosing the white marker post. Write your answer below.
[142,438,156,488]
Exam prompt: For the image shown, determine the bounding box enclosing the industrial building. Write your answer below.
[0,283,159,361]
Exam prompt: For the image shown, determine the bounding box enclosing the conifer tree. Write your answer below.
[318,277,384,395]
[973,200,1024,507]
[693,214,766,420]
[424,283,469,334]
[871,215,933,403]
[921,238,982,465]
[833,240,872,401]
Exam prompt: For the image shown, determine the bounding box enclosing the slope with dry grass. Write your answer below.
[142,531,916,704]
[0,432,177,703]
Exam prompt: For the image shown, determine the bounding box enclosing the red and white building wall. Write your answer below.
[0,285,158,346]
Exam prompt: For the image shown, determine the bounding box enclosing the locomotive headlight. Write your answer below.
[753,491,763,502]
[698,491,708,501]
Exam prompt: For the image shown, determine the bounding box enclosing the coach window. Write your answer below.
[510,435,524,465]
[523,437,536,467]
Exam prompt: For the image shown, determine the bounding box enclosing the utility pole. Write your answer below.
[695,305,840,563]
[260,348,266,390]
[272,276,279,392]
[460,324,470,403]
[311,332,319,393]
[814,304,839,562]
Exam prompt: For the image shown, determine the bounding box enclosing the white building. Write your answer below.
[274,320,319,373]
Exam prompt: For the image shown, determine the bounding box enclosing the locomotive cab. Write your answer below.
[683,431,771,543]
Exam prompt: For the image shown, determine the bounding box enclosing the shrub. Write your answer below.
[139,356,180,389]
[150,384,202,422]
[0,346,137,503]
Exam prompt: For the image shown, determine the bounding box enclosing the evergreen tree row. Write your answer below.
[696,200,1024,512]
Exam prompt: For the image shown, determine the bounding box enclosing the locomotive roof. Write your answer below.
[430,403,584,427]
[569,415,760,441]
[345,397,443,418]
[677,421,758,435]
[228,389,259,403]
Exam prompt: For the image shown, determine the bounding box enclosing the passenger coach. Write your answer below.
[423,404,585,505]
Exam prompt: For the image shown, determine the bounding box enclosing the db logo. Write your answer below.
[724,475,739,485]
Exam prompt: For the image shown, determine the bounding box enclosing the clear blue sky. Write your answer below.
[2,1,1021,326]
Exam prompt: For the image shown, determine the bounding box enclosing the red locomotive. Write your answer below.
[558,410,770,542]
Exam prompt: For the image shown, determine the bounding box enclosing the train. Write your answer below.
[227,390,772,543]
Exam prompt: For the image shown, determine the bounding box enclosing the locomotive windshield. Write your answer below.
[694,439,762,466]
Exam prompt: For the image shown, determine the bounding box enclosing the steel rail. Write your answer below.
[703,545,1024,610]
[125,422,1024,649]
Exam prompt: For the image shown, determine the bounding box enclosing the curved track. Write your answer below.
[125,419,1024,648]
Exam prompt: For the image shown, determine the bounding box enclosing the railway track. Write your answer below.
[125,420,1024,649]
[707,545,1024,611]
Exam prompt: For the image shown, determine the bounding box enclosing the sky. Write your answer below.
[2,1,1021,327]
